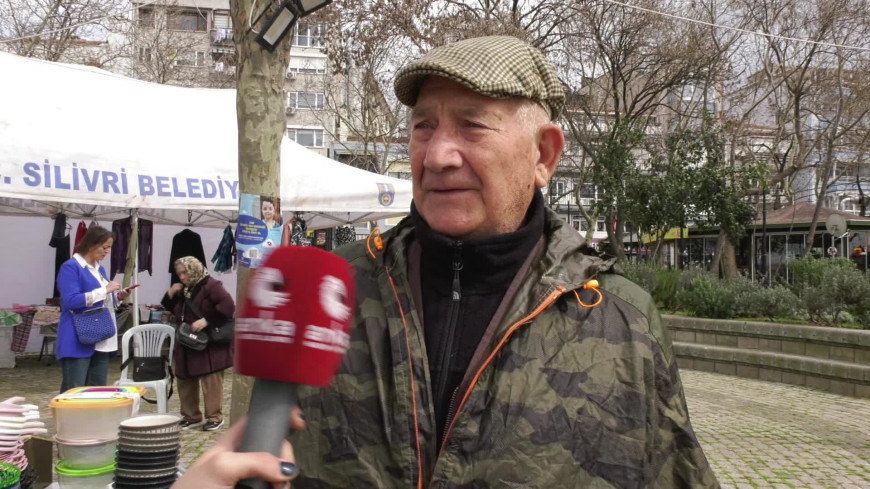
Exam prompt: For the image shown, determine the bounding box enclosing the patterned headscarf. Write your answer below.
[175,256,209,298]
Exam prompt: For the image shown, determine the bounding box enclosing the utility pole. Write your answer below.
[228,0,292,425]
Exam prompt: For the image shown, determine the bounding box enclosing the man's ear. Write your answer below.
[534,124,565,188]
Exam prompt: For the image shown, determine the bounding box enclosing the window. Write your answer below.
[287,128,324,147]
[138,47,152,62]
[287,92,324,110]
[168,9,207,31]
[289,56,326,74]
[174,51,206,67]
[138,7,155,28]
[294,23,325,47]
[388,171,412,181]
[548,180,566,204]
[213,11,232,29]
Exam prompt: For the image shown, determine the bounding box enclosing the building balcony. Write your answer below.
[211,28,233,47]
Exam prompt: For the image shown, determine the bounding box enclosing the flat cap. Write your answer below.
[394,36,564,120]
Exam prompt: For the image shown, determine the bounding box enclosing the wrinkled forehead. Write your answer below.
[410,76,525,120]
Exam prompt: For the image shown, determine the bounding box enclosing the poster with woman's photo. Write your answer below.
[236,193,284,268]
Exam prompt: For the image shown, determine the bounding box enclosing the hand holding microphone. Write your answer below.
[171,411,304,489]
[233,246,355,489]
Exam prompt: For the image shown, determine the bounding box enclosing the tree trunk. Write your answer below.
[709,231,725,276]
[229,0,293,425]
[802,196,828,259]
[606,211,626,262]
[802,169,835,258]
[720,239,739,279]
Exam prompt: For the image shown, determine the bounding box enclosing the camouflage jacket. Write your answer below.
[291,210,719,489]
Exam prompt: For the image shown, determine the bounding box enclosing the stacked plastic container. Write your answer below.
[0,462,20,489]
[114,415,181,488]
[51,387,143,489]
[0,396,46,488]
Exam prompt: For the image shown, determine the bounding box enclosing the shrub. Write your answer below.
[800,266,870,326]
[676,275,736,319]
[677,267,712,291]
[653,268,681,311]
[743,285,803,321]
[622,263,690,311]
[788,257,854,296]
[622,263,658,295]
[723,276,763,318]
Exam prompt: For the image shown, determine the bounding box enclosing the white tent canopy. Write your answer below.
[0,52,411,229]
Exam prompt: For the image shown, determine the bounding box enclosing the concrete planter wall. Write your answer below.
[665,315,870,398]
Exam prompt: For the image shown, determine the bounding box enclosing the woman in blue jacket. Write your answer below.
[56,226,131,392]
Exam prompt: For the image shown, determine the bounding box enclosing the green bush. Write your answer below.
[788,257,854,296]
[800,266,870,326]
[722,276,763,318]
[743,284,803,321]
[653,268,681,311]
[676,275,736,319]
[622,263,658,295]
[677,267,712,291]
[622,263,691,311]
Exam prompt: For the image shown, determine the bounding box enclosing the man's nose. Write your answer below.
[422,125,463,172]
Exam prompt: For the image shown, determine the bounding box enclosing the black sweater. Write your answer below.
[413,191,545,446]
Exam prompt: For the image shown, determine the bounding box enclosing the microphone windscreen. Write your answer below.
[234,246,356,386]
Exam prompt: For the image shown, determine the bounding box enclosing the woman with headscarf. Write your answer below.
[161,257,234,431]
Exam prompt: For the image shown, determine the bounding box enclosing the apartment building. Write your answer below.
[131,0,334,155]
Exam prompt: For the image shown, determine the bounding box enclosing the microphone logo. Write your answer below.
[320,275,351,321]
[250,267,291,309]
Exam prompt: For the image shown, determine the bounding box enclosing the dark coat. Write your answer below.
[161,276,234,379]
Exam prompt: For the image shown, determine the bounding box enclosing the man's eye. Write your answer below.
[413,122,432,130]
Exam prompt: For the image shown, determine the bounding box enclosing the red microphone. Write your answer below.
[233,246,355,489]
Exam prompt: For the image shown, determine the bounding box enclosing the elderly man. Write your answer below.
[175,35,718,489]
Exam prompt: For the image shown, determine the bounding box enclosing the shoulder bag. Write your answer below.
[175,299,209,351]
[71,303,115,345]
[184,296,234,345]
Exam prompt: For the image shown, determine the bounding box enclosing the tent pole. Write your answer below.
[132,209,139,328]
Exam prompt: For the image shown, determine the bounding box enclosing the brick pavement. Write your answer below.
[683,370,870,489]
[2,356,869,487]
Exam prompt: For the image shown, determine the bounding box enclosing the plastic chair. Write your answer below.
[116,324,175,414]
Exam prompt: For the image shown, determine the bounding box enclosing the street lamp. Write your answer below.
[255,0,332,52]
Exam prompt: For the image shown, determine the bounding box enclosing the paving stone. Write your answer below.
[5,356,870,488]
[683,370,870,489]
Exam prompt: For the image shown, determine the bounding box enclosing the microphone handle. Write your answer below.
[235,379,299,489]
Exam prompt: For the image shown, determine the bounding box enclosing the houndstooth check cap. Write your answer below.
[394,36,564,120]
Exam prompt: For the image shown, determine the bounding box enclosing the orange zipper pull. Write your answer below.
[574,279,603,308]
[366,228,384,258]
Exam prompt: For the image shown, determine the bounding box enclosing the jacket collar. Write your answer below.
[378,204,615,292]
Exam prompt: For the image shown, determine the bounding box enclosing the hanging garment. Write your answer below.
[73,221,87,249]
[335,226,357,247]
[280,221,292,247]
[169,229,206,284]
[290,214,308,246]
[49,213,70,298]
[123,218,138,290]
[211,225,235,273]
[110,217,154,279]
